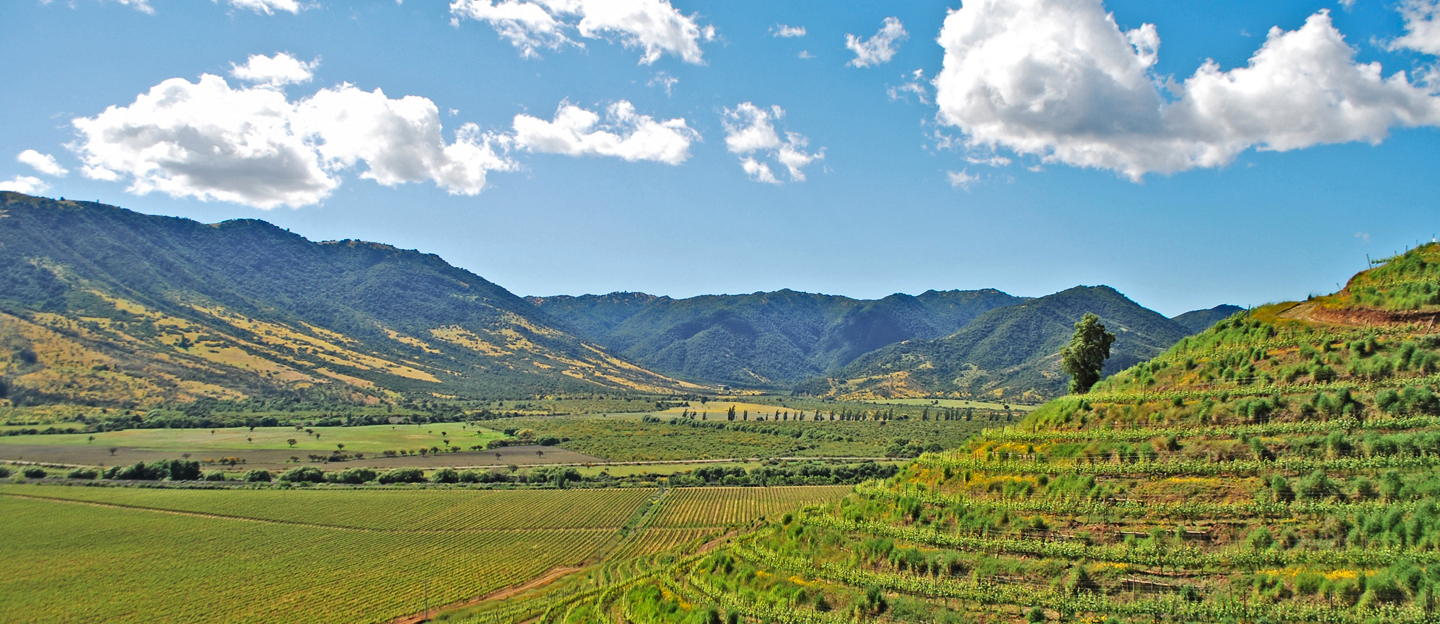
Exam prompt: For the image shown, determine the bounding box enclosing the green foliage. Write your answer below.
[1062,313,1117,394]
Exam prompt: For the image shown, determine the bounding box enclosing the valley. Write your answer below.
[4,191,1435,623]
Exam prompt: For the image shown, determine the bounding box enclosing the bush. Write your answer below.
[243,469,272,483]
[203,471,227,482]
[21,467,46,479]
[1247,527,1275,551]
[378,468,426,484]
[65,468,99,480]
[327,467,377,484]
[431,467,459,484]
[107,459,201,481]
[0,466,10,478]
[278,466,325,483]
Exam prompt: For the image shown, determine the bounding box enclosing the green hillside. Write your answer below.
[807,285,1192,403]
[510,241,1440,624]
[0,193,696,408]
[529,289,1026,387]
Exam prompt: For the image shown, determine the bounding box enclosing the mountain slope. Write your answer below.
[0,193,695,407]
[807,285,1191,402]
[1171,303,1244,333]
[555,241,1440,624]
[529,288,1024,387]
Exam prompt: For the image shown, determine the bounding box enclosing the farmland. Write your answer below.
[492,409,996,462]
[443,244,1440,624]
[0,482,850,623]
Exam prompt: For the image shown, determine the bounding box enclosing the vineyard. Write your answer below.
[0,482,849,623]
[453,243,1440,623]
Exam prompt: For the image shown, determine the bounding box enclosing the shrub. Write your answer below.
[431,467,459,484]
[278,466,325,483]
[1247,527,1275,551]
[243,469,272,483]
[21,467,46,479]
[203,471,227,482]
[65,468,99,480]
[327,467,377,484]
[0,466,10,478]
[378,468,426,484]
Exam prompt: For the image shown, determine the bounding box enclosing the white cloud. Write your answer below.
[797,50,815,59]
[450,0,715,64]
[1356,231,1371,243]
[648,71,679,95]
[965,153,1012,167]
[18,150,69,177]
[1391,0,1440,55]
[947,169,979,189]
[887,68,930,104]
[107,0,154,13]
[513,100,699,164]
[740,157,778,184]
[0,176,49,194]
[721,103,824,183]
[1338,0,1356,9]
[934,0,1440,181]
[771,24,805,38]
[71,73,516,209]
[846,17,907,68]
[229,53,317,87]
[222,0,304,13]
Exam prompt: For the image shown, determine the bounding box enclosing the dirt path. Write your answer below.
[384,566,583,624]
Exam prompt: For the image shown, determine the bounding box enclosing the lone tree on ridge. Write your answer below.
[1061,312,1116,395]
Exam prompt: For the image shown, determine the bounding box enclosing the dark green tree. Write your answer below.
[1060,313,1116,394]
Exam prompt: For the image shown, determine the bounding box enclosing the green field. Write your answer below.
[861,397,1040,411]
[0,482,849,623]
[0,423,504,454]
[494,410,994,462]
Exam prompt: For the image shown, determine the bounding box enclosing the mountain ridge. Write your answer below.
[0,192,697,407]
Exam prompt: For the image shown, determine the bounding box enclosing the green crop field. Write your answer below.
[862,398,1040,412]
[0,481,850,624]
[493,411,993,462]
[651,485,852,528]
[0,423,505,454]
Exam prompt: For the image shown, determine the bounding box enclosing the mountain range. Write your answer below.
[0,192,1235,407]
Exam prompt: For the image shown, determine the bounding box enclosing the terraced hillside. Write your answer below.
[489,243,1440,623]
[0,193,696,407]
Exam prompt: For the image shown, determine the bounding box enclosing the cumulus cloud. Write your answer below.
[18,150,69,177]
[721,103,824,183]
[1391,0,1440,55]
[933,0,1440,180]
[223,0,305,14]
[513,100,699,164]
[0,176,49,194]
[771,24,805,38]
[230,53,317,87]
[450,0,715,64]
[846,17,907,67]
[70,73,516,209]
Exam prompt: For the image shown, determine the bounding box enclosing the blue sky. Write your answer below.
[1,0,1438,316]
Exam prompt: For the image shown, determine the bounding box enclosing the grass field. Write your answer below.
[493,411,992,462]
[861,397,1040,411]
[0,423,505,454]
[0,482,849,623]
